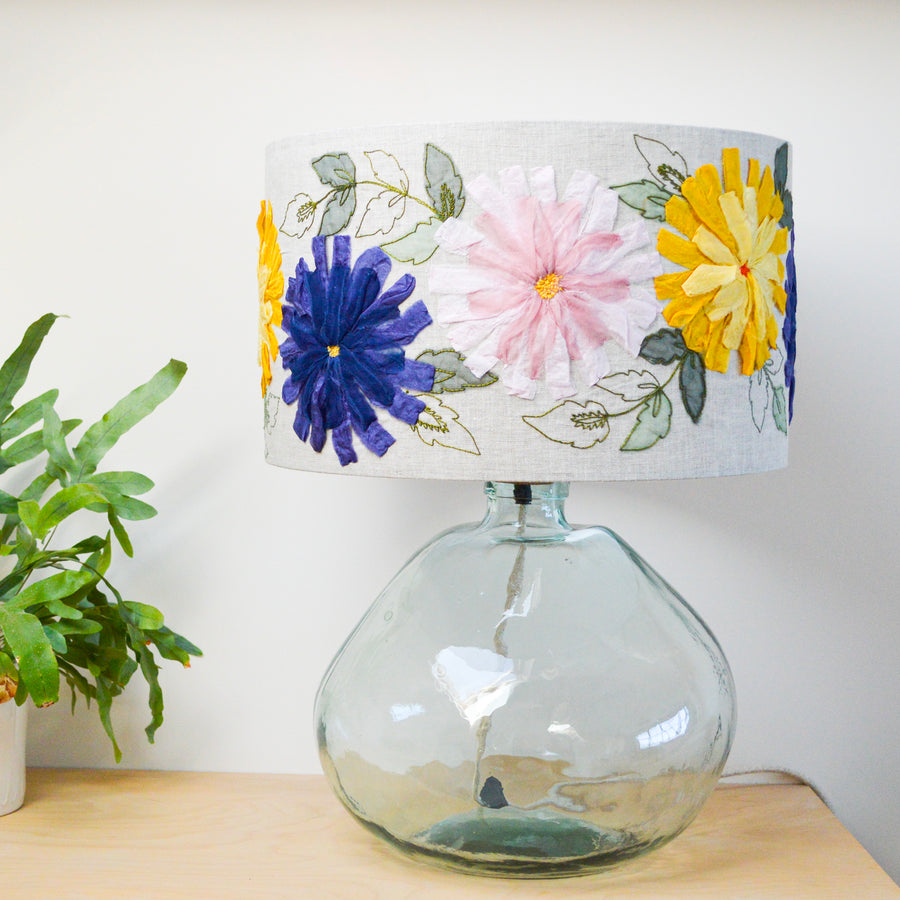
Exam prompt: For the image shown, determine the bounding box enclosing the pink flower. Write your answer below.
[430,166,662,399]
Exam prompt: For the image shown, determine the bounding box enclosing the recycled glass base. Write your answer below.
[315,482,735,878]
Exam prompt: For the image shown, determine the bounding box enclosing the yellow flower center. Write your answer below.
[327,345,341,358]
[535,272,561,300]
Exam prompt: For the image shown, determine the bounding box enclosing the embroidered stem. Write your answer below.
[315,181,440,218]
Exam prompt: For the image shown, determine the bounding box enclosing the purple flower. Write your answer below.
[280,236,434,465]
[782,230,797,422]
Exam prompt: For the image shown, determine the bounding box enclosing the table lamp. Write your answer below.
[259,122,795,877]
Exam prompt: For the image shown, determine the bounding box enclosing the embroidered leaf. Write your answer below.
[365,150,408,193]
[772,385,788,434]
[748,370,770,433]
[621,392,672,451]
[612,180,672,221]
[425,144,465,220]
[312,152,356,188]
[356,190,407,238]
[634,135,688,192]
[639,328,687,365]
[412,395,480,455]
[679,351,706,423]
[598,369,659,403]
[774,143,793,229]
[523,401,610,449]
[764,345,785,377]
[382,217,443,264]
[281,193,316,238]
[318,186,357,236]
[416,349,498,393]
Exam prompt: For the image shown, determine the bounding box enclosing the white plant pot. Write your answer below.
[0,699,27,815]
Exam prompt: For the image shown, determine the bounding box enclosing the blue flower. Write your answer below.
[782,230,797,422]
[280,236,435,465]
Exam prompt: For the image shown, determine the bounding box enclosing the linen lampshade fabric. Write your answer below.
[260,122,795,482]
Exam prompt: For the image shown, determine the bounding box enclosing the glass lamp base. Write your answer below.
[315,483,735,878]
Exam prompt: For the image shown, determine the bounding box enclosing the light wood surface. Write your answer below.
[1,769,897,898]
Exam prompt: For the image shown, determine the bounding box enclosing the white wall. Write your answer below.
[3,0,898,883]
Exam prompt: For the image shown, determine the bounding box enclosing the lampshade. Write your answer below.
[259,121,796,878]
[262,121,794,482]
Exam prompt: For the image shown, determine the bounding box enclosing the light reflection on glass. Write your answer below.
[636,706,690,749]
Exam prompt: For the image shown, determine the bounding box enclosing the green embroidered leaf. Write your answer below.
[634,135,688,192]
[0,605,59,706]
[597,370,660,403]
[773,143,793,229]
[748,370,769,433]
[318,186,357,236]
[0,313,59,423]
[72,359,187,480]
[281,193,316,239]
[382,217,443,264]
[411,395,480,455]
[0,389,59,444]
[772,385,788,434]
[639,328,687,365]
[679,351,706,423]
[621,393,672,451]
[425,144,465,220]
[417,349,498,393]
[612,180,672,221]
[365,150,409,193]
[312,152,356,188]
[356,190,406,238]
[523,401,610,449]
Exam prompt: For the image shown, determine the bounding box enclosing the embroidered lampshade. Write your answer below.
[259,122,795,878]
[261,122,794,482]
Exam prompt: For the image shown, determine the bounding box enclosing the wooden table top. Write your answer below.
[1,769,897,898]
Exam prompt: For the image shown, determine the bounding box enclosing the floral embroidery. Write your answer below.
[281,144,465,265]
[279,236,435,466]
[429,166,662,400]
[257,200,284,397]
[654,148,789,376]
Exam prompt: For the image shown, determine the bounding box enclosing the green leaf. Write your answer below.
[0,605,59,706]
[72,359,186,479]
[1,418,80,467]
[772,385,788,434]
[38,483,109,536]
[94,676,123,763]
[0,314,59,423]
[318,186,357,236]
[679,352,706,423]
[416,349,498,393]
[148,626,202,665]
[16,500,41,536]
[424,144,465,220]
[774,143,789,194]
[381,217,442,265]
[411,395,480,456]
[612,180,672,221]
[43,625,68,655]
[108,510,133,557]
[523,400,611,449]
[42,403,76,480]
[51,618,103,637]
[5,567,95,613]
[312,152,356,188]
[87,471,155,496]
[0,389,59,444]
[634,135,688,192]
[0,489,17,515]
[124,601,165,631]
[639,328,687,365]
[621,392,672,451]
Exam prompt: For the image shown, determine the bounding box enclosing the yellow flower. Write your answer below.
[257,200,284,397]
[654,148,788,375]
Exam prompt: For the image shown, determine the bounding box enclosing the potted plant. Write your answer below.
[0,314,200,814]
